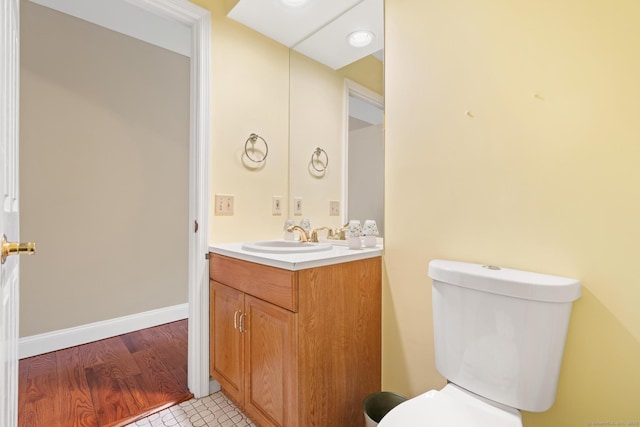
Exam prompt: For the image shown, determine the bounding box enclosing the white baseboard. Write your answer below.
[19,303,189,359]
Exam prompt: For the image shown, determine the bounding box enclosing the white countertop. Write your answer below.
[209,241,383,271]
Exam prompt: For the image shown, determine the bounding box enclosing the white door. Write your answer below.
[1,0,30,426]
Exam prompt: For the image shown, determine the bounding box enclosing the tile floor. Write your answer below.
[126,391,256,427]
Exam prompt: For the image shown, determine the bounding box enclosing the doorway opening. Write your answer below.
[344,80,384,235]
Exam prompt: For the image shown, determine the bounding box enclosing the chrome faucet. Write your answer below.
[287,225,310,242]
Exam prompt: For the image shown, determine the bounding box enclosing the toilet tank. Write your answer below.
[428,259,580,412]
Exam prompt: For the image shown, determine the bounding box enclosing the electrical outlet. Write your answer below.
[329,200,340,216]
[294,197,303,216]
[272,196,283,215]
[214,194,234,216]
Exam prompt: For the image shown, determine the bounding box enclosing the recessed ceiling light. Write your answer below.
[280,0,310,7]
[347,30,375,48]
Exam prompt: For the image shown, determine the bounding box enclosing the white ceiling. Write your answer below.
[30,0,192,57]
[228,0,383,70]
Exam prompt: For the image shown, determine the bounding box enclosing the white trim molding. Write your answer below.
[126,0,211,399]
[19,304,188,359]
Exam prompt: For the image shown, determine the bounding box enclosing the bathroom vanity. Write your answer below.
[208,242,382,427]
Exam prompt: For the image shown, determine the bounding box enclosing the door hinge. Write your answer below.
[205,253,210,260]
[194,220,199,233]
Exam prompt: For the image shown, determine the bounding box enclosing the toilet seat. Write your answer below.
[378,384,522,427]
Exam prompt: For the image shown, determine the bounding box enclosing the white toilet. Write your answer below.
[379,259,581,427]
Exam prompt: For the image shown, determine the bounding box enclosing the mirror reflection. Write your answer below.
[347,89,384,236]
[288,50,384,237]
[227,0,384,238]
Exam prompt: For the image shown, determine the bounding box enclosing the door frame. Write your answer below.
[2,0,21,424]
[342,79,384,225]
[125,0,211,398]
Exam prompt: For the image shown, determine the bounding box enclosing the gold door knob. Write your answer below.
[1,234,36,265]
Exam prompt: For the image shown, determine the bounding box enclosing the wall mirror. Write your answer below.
[228,0,384,238]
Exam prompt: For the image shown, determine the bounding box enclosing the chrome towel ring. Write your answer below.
[244,133,268,163]
[311,147,328,172]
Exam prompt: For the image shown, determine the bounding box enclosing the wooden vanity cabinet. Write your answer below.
[209,281,245,405]
[209,253,381,427]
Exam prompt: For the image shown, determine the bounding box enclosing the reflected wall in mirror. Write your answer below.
[289,51,345,231]
[289,51,383,236]
[346,81,384,236]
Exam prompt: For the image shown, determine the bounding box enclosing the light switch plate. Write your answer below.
[329,200,340,216]
[294,197,303,216]
[215,194,234,216]
[272,196,283,215]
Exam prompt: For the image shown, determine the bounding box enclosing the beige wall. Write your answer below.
[340,55,383,96]
[19,2,190,336]
[385,0,640,425]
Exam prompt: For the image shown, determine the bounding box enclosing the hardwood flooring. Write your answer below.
[18,320,192,427]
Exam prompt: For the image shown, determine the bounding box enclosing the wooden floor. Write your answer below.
[18,320,192,427]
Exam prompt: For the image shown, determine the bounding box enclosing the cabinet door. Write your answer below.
[210,280,245,405]
[244,295,298,427]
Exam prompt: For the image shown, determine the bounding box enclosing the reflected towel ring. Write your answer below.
[244,133,268,163]
[311,147,329,172]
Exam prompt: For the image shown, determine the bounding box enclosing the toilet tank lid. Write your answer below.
[428,259,581,303]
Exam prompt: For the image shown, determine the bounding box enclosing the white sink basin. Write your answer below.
[241,240,333,254]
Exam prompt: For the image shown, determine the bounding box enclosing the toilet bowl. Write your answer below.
[378,259,580,426]
[378,384,521,427]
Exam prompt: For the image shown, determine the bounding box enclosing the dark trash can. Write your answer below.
[363,391,408,426]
